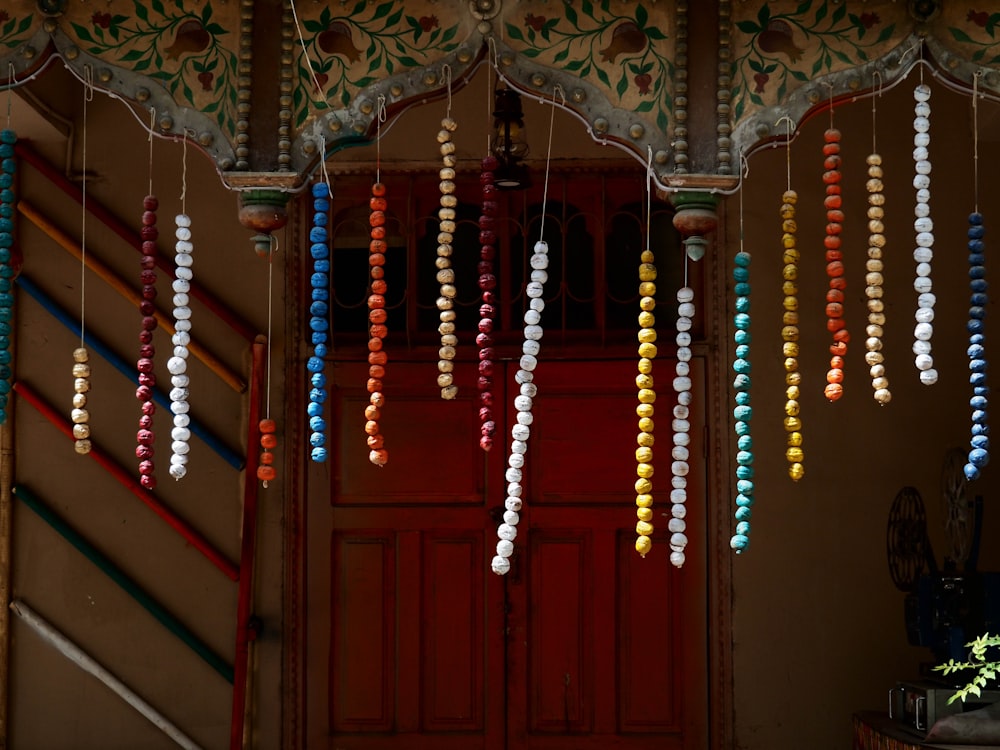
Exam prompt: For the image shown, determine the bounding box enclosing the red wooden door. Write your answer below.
[326,359,707,750]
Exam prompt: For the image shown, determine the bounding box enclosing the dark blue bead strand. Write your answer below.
[966,212,990,480]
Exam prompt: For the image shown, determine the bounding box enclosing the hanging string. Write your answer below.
[538,85,565,240]
[375,94,386,184]
[264,236,276,421]
[872,70,882,155]
[180,130,189,216]
[973,70,981,214]
[289,0,325,100]
[5,63,15,130]
[319,134,332,195]
[443,64,452,119]
[827,81,834,130]
[80,65,94,349]
[776,115,794,193]
[148,108,155,196]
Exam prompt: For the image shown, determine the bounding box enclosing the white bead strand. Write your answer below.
[169,213,193,479]
[912,83,937,385]
[491,240,549,576]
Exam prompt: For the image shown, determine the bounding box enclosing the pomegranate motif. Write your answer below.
[757,19,805,63]
[318,22,361,63]
[599,22,647,62]
[164,19,211,59]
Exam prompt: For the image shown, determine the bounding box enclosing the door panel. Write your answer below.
[506,359,706,750]
[326,359,706,750]
[328,362,506,750]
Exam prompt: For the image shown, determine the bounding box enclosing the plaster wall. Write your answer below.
[728,74,1000,750]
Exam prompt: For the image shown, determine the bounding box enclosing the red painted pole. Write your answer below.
[13,139,258,345]
[230,337,267,750]
[13,381,239,581]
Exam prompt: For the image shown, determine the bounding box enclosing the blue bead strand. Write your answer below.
[0,129,17,425]
[965,212,989,480]
[730,250,753,553]
[309,182,331,462]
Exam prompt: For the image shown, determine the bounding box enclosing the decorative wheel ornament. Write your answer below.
[136,194,159,487]
[435,116,460,401]
[0,128,17,425]
[941,447,973,568]
[912,82,938,386]
[886,485,928,592]
[731,251,753,553]
[965,212,989,482]
[168,212,194,480]
[780,189,804,481]
[308,182,331,463]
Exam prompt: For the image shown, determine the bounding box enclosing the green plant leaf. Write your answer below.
[371,1,393,20]
[71,22,96,44]
[736,21,760,34]
[950,27,974,43]
[505,23,525,43]
[635,5,648,29]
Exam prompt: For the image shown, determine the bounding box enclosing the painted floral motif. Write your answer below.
[505,1,671,133]
[733,0,896,122]
[949,10,1000,63]
[1,11,34,50]
[293,1,462,129]
[69,0,237,137]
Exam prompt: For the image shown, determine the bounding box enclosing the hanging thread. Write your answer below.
[366,96,389,467]
[258,234,278,484]
[136,108,160,488]
[0,68,19,426]
[436,65,461,402]
[863,73,890,405]
[307,144,331,463]
[731,151,753,553]
[491,85,557,576]
[71,66,95,455]
[168,132,195,479]
[965,70,989,481]
[776,116,803,482]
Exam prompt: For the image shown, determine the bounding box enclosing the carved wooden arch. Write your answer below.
[3,0,1000,195]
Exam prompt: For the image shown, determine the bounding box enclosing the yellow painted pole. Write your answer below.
[17,200,247,394]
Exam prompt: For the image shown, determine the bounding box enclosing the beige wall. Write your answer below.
[728,74,1000,749]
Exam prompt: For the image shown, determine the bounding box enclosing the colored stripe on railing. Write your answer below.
[17,199,247,394]
[14,139,257,345]
[10,599,205,750]
[12,382,239,582]
[13,485,234,683]
[16,274,243,471]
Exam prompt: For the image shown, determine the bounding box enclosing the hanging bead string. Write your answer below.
[476,68,499,450]
[491,85,560,577]
[912,54,938,386]
[366,96,389,467]
[168,133,194,479]
[0,67,18,426]
[965,70,989,481]
[866,72,891,405]
[307,141,332,463]
[776,116,803,482]
[72,67,94,456]
[136,108,159,489]
[731,152,753,554]
[436,65,460,402]
[258,234,279,485]
[822,84,847,402]
[670,244,695,567]
[635,146,659,560]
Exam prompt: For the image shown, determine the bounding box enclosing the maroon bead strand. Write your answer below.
[477,156,499,452]
[136,194,159,489]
